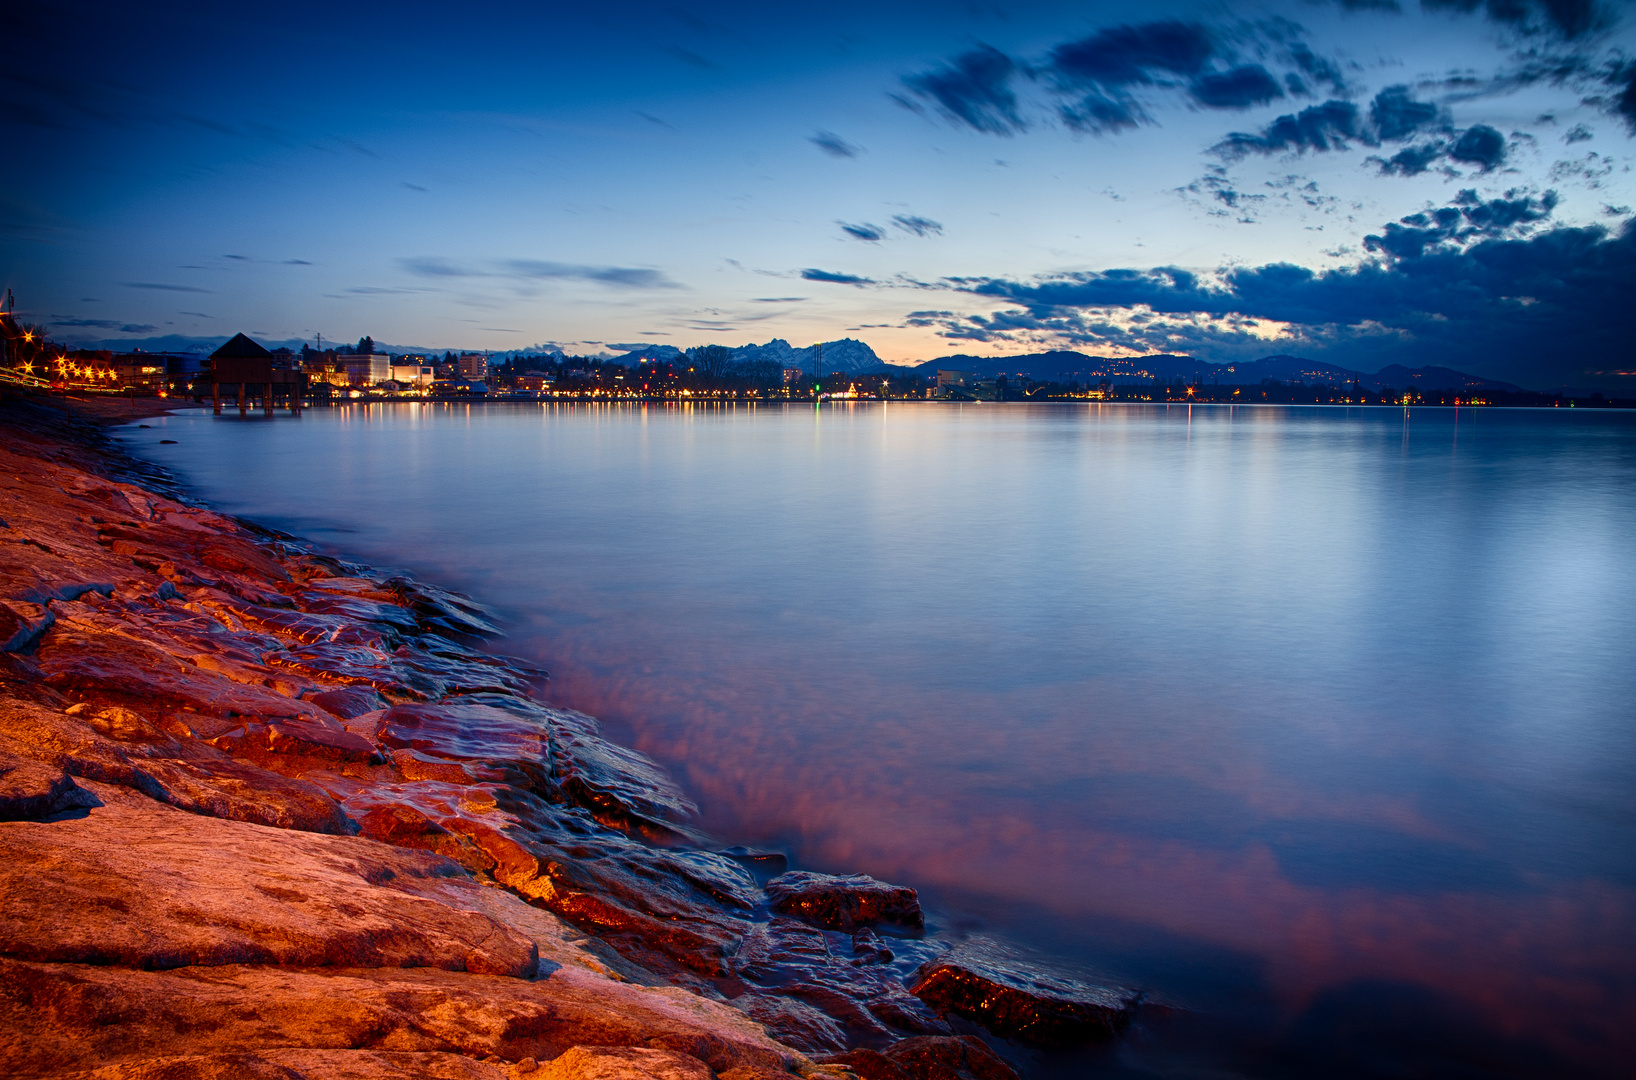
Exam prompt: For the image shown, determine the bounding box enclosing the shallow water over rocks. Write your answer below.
[124,401,1636,1078]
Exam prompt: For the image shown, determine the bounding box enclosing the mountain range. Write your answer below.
[909,351,1525,394]
[607,338,887,374]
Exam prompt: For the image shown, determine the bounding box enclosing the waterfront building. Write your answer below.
[335,352,390,386]
[389,363,434,388]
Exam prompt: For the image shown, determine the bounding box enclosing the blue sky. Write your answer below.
[4,0,1633,388]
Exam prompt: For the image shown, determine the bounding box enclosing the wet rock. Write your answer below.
[388,577,502,638]
[308,685,386,719]
[730,921,950,1047]
[850,928,894,966]
[354,802,497,875]
[208,718,383,770]
[199,540,291,583]
[720,846,789,881]
[765,872,924,932]
[0,749,99,820]
[318,773,757,980]
[816,1049,911,1080]
[35,620,334,726]
[733,993,851,1054]
[536,1046,714,1080]
[909,940,1138,1048]
[0,781,536,976]
[377,699,553,770]
[878,1037,1019,1080]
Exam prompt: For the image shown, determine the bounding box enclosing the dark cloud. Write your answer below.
[1059,92,1146,134]
[1563,123,1593,142]
[903,19,1371,141]
[941,192,1630,388]
[891,215,944,237]
[752,297,806,302]
[900,45,1024,136]
[801,269,875,285]
[1286,43,1349,96]
[838,222,885,241]
[1420,0,1607,39]
[285,259,313,265]
[1046,21,1216,133]
[1191,65,1286,109]
[122,282,210,292]
[1363,190,1557,258]
[1616,64,1636,131]
[1215,101,1363,158]
[1375,142,1449,175]
[1047,21,1215,85]
[1370,86,1443,141]
[1450,124,1507,169]
[811,131,861,158]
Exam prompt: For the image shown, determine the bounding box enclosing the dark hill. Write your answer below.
[905,350,1521,392]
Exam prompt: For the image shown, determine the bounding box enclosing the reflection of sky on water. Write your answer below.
[125,403,1636,1075]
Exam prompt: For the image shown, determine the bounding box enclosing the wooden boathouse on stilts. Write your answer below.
[207,333,307,416]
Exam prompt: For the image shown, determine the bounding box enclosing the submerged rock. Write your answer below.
[909,939,1140,1048]
[766,872,924,932]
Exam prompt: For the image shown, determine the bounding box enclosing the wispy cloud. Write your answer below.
[123,282,210,292]
[892,215,944,237]
[49,316,159,332]
[801,268,875,285]
[398,257,682,289]
[811,131,862,158]
[901,45,1025,135]
[838,222,886,241]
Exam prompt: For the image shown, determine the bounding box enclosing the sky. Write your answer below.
[4,0,1634,390]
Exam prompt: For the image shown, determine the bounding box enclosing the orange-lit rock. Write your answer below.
[909,940,1139,1048]
[765,872,924,932]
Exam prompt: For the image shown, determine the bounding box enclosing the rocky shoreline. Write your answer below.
[0,394,1144,1080]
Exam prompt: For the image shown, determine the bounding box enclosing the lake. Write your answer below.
[120,401,1636,1078]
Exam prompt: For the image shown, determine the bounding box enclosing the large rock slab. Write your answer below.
[0,959,802,1078]
[765,872,923,932]
[0,781,536,976]
[908,940,1139,1047]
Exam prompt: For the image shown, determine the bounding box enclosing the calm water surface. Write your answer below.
[122,402,1636,1077]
